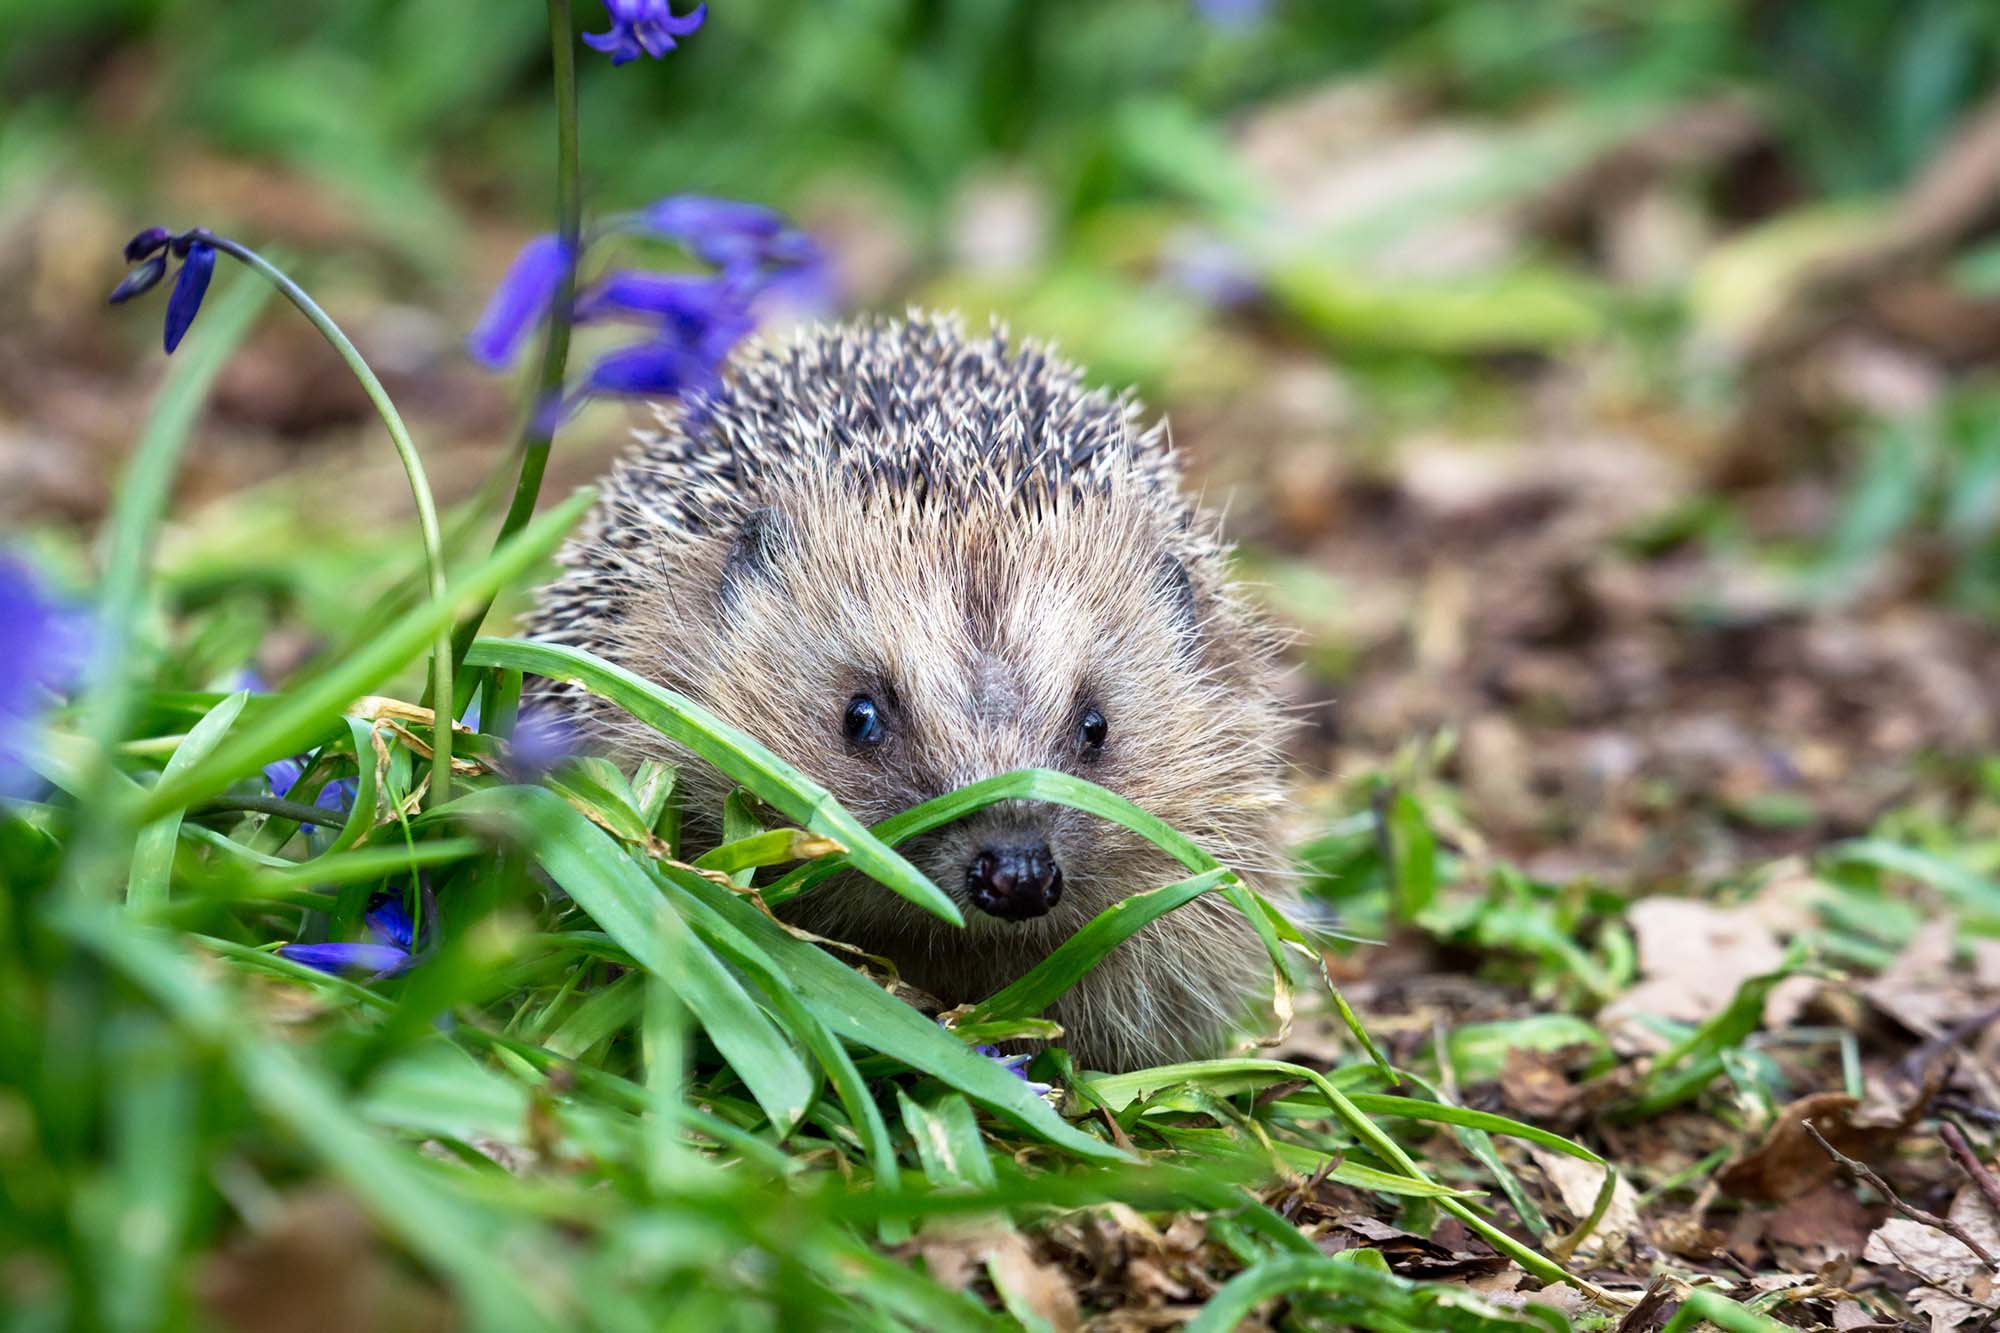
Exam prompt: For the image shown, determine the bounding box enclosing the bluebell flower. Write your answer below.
[582,340,718,397]
[631,196,833,308]
[573,271,757,396]
[468,193,830,414]
[584,0,707,65]
[109,227,219,355]
[1162,230,1262,309]
[162,241,215,354]
[224,667,269,694]
[108,255,168,305]
[0,556,91,800]
[573,270,750,341]
[467,234,574,370]
[508,710,578,781]
[974,1043,1055,1098]
[124,226,172,262]
[278,895,416,977]
[263,755,359,835]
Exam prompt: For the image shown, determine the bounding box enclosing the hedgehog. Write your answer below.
[524,312,1290,1072]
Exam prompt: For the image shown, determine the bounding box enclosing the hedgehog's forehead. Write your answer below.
[766,478,1174,675]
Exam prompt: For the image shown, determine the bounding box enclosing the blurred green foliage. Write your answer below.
[8,0,2000,274]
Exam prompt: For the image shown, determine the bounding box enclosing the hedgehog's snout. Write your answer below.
[965,840,1064,921]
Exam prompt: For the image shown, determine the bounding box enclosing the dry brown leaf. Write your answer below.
[1528,1147,1640,1263]
[1862,917,1999,1039]
[1499,1046,1583,1120]
[1716,1091,1894,1204]
[985,1228,1083,1333]
[1763,1181,1878,1261]
[1862,1185,2000,1332]
[1318,1215,1510,1280]
[914,1220,1081,1331]
[1601,897,1785,1033]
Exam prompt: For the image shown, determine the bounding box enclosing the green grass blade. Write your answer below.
[1186,1254,1568,1333]
[1620,960,1800,1118]
[1662,1291,1793,1333]
[442,785,819,1133]
[1149,1127,1473,1198]
[463,637,960,925]
[546,971,644,1059]
[644,860,908,1217]
[967,869,1229,1023]
[1342,1094,1607,1165]
[764,767,1222,902]
[318,714,384,856]
[694,827,843,876]
[128,689,249,913]
[644,972,693,1190]
[659,865,1129,1162]
[1082,1056,1588,1291]
[898,1090,998,1190]
[136,491,593,823]
[97,1017,199,1333]
[1830,838,2000,918]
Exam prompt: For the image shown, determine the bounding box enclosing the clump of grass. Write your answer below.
[4,439,1789,1326]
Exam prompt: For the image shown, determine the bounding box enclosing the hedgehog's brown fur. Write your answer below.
[524,312,1290,1071]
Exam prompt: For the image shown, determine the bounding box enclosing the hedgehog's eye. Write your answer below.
[1077,706,1108,756]
[843,695,884,748]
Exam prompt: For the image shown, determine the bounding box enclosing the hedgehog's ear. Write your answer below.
[1155,552,1201,656]
[720,507,787,608]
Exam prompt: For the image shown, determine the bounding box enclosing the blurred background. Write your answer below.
[4,0,1998,904]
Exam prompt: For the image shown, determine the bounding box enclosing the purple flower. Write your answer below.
[109,227,219,356]
[1161,230,1262,308]
[263,755,359,835]
[974,1044,1054,1097]
[584,0,707,65]
[508,710,578,781]
[468,193,831,414]
[278,895,416,977]
[582,340,718,397]
[636,196,787,267]
[108,256,168,305]
[366,897,415,950]
[225,667,269,694]
[632,196,833,308]
[124,226,172,262]
[276,941,409,974]
[0,556,91,800]
[467,234,574,370]
[162,241,215,354]
[572,272,757,397]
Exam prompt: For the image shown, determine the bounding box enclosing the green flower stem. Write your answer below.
[191,795,337,827]
[199,234,454,805]
[448,0,582,678]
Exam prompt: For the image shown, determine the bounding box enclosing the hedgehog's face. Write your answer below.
[666,481,1285,949]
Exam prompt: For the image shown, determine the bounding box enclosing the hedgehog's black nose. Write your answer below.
[966,842,1063,921]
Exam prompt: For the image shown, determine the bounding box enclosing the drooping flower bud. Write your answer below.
[162,241,216,354]
[108,255,169,305]
[122,226,172,263]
